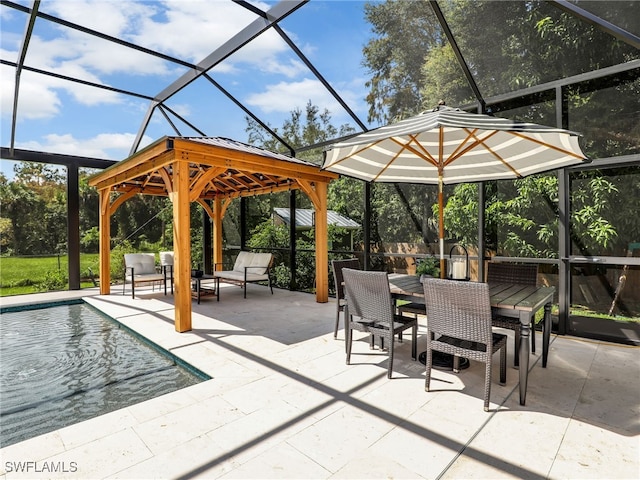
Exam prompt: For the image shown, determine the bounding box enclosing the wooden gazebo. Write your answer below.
[88,137,338,332]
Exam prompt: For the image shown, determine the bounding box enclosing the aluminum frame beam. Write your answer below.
[131,0,307,153]
[9,0,39,156]
[429,0,486,109]
[549,0,640,50]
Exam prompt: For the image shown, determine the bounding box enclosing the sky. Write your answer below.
[1,0,378,177]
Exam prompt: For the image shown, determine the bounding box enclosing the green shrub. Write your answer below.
[416,257,440,278]
[35,270,67,291]
[80,226,100,253]
[110,241,137,282]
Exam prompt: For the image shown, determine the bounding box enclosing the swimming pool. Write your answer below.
[0,301,209,447]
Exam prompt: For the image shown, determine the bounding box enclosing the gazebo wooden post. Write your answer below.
[313,181,329,303]
[213,196,223,269]
[98,189,111,295]
[172,159,192,332]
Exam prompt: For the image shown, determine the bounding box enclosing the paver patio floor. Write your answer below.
[1,284,638,479]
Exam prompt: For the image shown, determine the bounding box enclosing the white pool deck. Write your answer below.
[1,283,638,479]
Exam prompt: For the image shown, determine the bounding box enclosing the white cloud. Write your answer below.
[245,77,368,119]
[167,103,192,119]
[1,66,124,122]
[134,0,281,63]
[16,132,154,160]
[24,29,176,78]
[48,0,154,37]
[245,78,331,113]
[259,57,307,79]
[1,65,62,120]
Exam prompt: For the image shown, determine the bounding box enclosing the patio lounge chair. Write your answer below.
[123,253,166,298]
[422,277,507,411]
[213,251,273,299]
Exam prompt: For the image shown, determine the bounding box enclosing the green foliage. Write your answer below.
[81,226,100,253]
[0,253,100,295]
[247,219,290,249]
[0,217,13,254]
[35,270,68,292]
[362,0,440,122]
[441,183,478,247]
[364,0,639,159]
[415,257,440,278]
[246,100,355,163]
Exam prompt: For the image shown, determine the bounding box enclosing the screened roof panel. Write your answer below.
[1,0,637,173]
[438,0,640,98]
[567,0,640,37]
[20,20,191,97]
[34,0,261,64]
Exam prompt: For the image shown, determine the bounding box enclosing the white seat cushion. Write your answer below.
[159,251,174,266]
[124,253,158,276]
[233,252,254,272]
[248,253,271,275]
[213,270,268,282]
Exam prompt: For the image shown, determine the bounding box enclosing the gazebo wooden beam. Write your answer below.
[92,149,175,191]
[203,182,299,200]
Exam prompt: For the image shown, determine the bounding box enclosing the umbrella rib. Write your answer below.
[325,139,387,167]
[395,135,437,165]
[372,136,436,181]
[510,131,586,159]
[373,149,403,181]
[442,129,497,168]
[461,129,522,177]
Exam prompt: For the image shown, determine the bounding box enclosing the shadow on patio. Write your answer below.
[1,283,638,479]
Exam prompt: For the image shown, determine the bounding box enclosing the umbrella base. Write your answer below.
[418,350,470,371]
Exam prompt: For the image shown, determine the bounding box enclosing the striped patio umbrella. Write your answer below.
[322,106,589,276]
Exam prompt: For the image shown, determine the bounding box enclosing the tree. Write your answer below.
[245,101,361,290]
[247,100,354,163]
[0,164,65,255]
[361,0,639,258]
[362,0,440,123]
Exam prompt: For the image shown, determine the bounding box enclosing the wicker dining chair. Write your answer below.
[422,278,507,411]
[342,269,418,379]
[331,258,361,339]
[487,262,539,366]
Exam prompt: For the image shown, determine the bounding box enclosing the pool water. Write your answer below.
[0,302,207,447]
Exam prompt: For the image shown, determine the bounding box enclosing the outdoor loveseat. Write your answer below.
[213,251,274,299]
[123,253,167,298]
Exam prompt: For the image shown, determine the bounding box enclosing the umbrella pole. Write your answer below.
[438,175,445,279]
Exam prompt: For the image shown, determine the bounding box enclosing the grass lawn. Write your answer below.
[0,254,100,296]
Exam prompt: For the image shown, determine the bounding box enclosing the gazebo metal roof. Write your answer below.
[90,136,335,200]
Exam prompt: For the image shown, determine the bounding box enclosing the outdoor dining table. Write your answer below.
[387,273,555,405]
